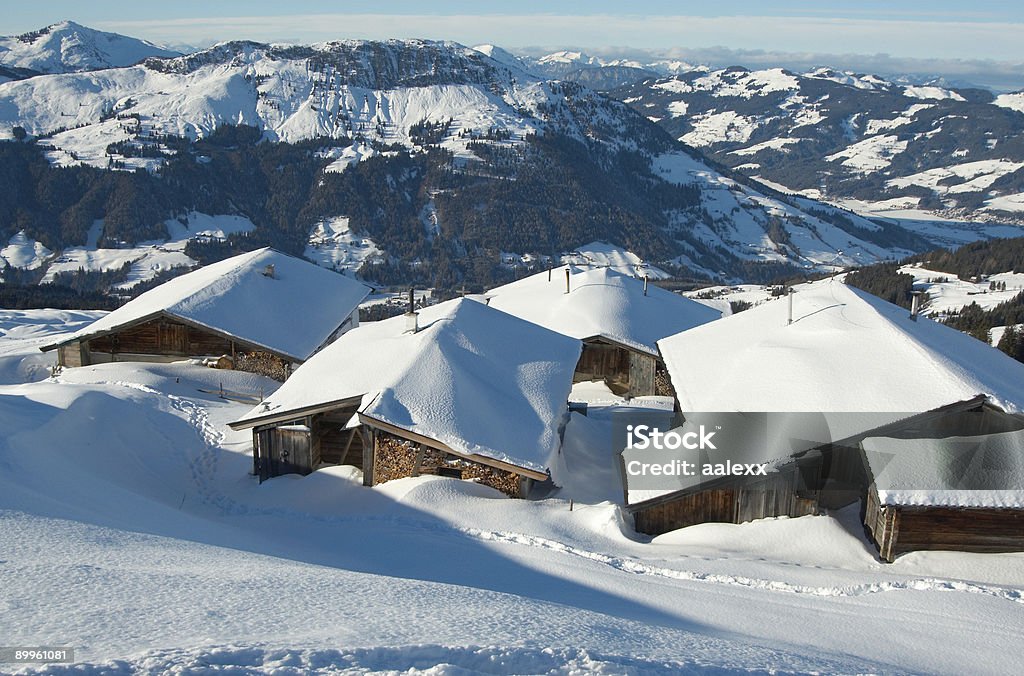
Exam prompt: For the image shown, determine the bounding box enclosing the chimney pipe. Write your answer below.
[565,268,570,294]
[405,287,419,333]
[643,276,649,296]
[548,266,552,282]
[787,287,794,326]
[910,292,921,321]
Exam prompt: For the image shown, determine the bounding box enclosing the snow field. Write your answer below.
[0,312,1023,673]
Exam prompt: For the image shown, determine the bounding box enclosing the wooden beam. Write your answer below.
[229,395,364,430]
[339,427,357,466]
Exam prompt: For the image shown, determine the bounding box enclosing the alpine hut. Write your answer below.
[634,279,1024,560]
[229,298,582,497]
[41,248,370,379]
[480,266,721,397]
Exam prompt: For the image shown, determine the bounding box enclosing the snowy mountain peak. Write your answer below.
[472,44,534,77]
[0,20,179,76]
[142,38,518,91]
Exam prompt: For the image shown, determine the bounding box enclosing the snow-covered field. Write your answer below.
[303,216,383,275]
[1,213,258,292]
[653,151,906,271]
[900,263,1024,316]
[1,311,1023,674]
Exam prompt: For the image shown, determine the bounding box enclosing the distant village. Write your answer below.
[44,247,1024,563]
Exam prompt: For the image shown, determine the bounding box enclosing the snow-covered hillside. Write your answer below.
[614,65,1024,228]
[1,213,256,290]
[652,150,915,272]
[0,313,1022,673]
[0,20,178,76]
[0,39,542,163]
[901,263,1024,318]
[0,25,1003,284]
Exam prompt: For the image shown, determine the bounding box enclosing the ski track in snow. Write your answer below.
[461,527,1024,605]
[145,491,1024,608]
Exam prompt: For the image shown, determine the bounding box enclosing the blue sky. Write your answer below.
[5,1,1024,88]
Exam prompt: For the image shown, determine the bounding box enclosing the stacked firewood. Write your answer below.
[235,351,291,381]
[373,433,521,496]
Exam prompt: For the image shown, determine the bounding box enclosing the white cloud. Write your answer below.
[95,13,1024,61]
[93,12,1024,91]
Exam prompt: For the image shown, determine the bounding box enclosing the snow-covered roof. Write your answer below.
[233,298,582,476]
[46,248,370,362]
[863,428,1024,508]
[479,266,722,356]
[658,279,1024,417]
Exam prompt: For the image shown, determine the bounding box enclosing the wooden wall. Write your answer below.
[58,341,85,368]
[628,351,656,397]
[575,339,660,397]
[630,463,820,536]
[863,484,1024,562]
[88,316,235,358]
[253,407,366,482]
[75,314,292,380]
[312,409,363,471]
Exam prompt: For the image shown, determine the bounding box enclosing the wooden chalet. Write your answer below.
[229,298,582,497]
[41,248,369,379]
[640,279,1024,559]
[861,403,1024,562]
[481,266,721,397]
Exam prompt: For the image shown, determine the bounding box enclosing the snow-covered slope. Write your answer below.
[0,30,965,285]
[900,263,1024,317]
[1,317,1023,673]
[32,213,256,290]
[614,65,1024,227]
[0,20,178,76]
[1,230,52,270]
[652,150,919,271]
[0,39,540,159]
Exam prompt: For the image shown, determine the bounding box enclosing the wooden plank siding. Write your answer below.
[57,341,85,368]
[312,408,363,470]
[863,482,1024,562]
[254,424,316,482]
[575,338,662,397]
[72,313,294,380]
[252,406,366,482]
[630,463,820,536]
[88,316,235,359]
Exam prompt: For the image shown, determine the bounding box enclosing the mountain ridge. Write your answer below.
[0,23,1008,293]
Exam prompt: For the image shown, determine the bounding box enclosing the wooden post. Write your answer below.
[412,443,426,477]
[361,427,375,486]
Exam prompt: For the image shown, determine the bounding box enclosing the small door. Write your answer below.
[158,321,188,354]
[255,426,314,482]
